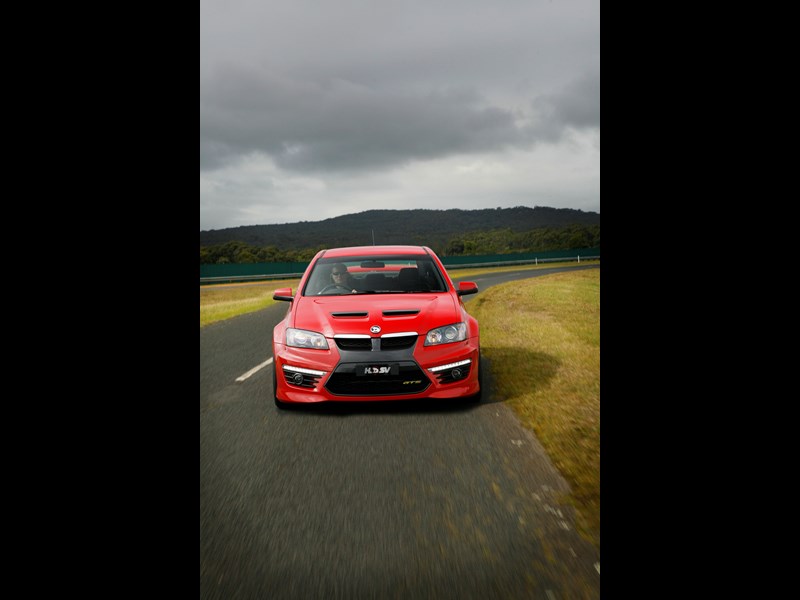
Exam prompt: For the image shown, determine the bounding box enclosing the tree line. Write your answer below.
[442,224,599,256]
[200,224,600,265]
[200,206,599,251]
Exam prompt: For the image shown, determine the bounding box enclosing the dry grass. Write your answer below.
[468,269,600,549]
[200,278,299,327]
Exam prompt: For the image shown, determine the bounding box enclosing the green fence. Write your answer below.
[200,261,308,280]
[200,247,599,284]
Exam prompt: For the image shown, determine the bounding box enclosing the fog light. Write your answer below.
[451,368,462,379]
[292,373,304,385]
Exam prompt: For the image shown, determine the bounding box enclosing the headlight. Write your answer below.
[286,328,329,350]
[424,322,467,346]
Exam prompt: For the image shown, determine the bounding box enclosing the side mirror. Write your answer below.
[273,287,294,302]
[456,282,478,296]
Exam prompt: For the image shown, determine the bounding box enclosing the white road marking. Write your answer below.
[236,357,273,382]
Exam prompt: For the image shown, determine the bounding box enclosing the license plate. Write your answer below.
[357,364,399,376]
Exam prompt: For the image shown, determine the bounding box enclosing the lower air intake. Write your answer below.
[325,361,430,396]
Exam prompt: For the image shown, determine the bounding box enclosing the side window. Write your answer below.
[304,264,331,295]
[418,261,445,291]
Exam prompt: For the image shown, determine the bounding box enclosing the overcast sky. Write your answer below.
[200,0,599,231]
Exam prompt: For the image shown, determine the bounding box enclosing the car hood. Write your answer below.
[292,293,459,338]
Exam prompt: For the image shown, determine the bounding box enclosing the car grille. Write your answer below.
[379,335,418,350]
[334,335,418,351]
[325,362,430,396]
[335,338,372,351]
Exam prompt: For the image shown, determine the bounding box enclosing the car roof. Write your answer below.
[321,245,432,258]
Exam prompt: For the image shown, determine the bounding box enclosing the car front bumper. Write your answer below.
[273,336,480,403]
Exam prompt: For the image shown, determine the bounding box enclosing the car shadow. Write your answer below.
[282,398,475,416]
[275,347,560,416]
[479,347,560,405]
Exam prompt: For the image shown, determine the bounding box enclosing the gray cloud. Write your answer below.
[201,67,521,172]
[532,69,600,141]
[200,0,599,230]
[200,65,597,172]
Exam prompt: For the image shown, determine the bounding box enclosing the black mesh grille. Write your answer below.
[379,335,418,350]
[325,362,430,396]
[335,338,372,351]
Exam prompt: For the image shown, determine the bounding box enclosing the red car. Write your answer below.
[272,245,481,408]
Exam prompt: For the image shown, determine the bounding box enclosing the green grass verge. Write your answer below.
[200,278,299,328]
[468,269,600,549]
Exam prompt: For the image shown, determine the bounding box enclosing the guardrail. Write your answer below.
[199,255,599,285]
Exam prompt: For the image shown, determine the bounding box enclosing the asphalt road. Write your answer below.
[200,264,600,599]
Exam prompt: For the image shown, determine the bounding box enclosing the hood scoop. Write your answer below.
[383,309,420,316]
[331,311,368,318]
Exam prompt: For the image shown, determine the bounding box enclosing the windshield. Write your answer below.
[303,254,449,296]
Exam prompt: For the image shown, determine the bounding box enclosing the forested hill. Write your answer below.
[199,206,599,251]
